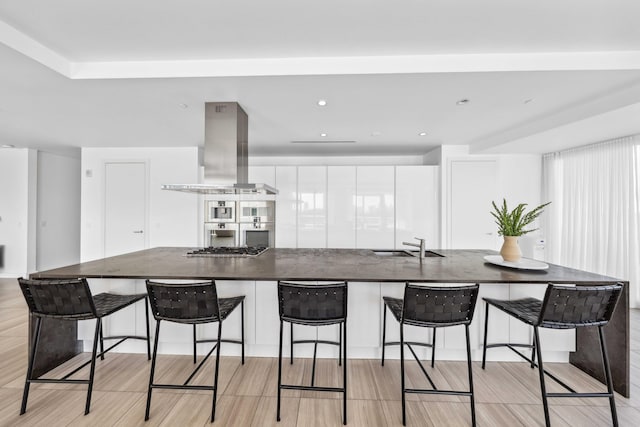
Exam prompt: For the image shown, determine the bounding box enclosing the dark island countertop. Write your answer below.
[31,247,623,284]
[29,246,629,396]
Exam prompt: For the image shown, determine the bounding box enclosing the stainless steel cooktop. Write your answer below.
[185,246,269,257]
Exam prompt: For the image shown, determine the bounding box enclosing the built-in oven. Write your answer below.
[240,222,275,247]
[205,200,236,223]
[205,222,239,247]
[238,201,275,223]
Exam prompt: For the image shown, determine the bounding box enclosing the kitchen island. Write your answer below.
[31,247,629,396]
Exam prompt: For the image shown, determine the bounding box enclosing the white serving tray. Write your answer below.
[483,255,549,270]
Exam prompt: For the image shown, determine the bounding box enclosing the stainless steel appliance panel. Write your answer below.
[205,222,239,247]
[238,200,275,223]
[206,200,236,223]
[240,222,275,247]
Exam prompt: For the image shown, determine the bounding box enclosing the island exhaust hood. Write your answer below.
[162,102,277,195]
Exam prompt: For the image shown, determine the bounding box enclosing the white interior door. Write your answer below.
[448,159,498,249]
[104,162,147,257]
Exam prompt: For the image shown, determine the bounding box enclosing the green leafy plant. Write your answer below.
[491,199,551,237]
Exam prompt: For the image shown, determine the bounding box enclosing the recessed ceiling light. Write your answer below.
[320,133,327,137]
[418,132,427,136]
[1,144,15,148]
[317,99,327,107]
[456,99,470,106]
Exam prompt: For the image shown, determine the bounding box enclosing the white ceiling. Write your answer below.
[1,0,640,157]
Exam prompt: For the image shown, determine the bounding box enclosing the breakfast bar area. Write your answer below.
[29,247,630,401]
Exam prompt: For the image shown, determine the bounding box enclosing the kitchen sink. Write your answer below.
[372,250,444,258]
[373,250,414,257]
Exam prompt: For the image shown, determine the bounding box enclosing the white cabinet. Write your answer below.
[275,166,297,248]
[447,158,498,250]
[347,282,382,347]
[327,166,357,248]
[356,166,395,249]
[248,165,276,187]
[395,165,439,250]
[297,166,327,248]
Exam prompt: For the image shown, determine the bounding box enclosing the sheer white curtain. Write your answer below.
[542,135,640,307]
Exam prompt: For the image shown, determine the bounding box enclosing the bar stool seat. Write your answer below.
[144,280,245,423]
[192,295,246,364]
[381,296,437,368]
[18,277,151,416]
[482,297,541,325]
[482,283,624,427]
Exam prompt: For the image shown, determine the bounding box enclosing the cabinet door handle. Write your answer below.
[133,230,144,234]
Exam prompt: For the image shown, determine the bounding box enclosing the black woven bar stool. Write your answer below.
[277,281,348,424]
[18,277,150,416]
[382,283,479,426]
[482,283,623,427]
[144,280,245,423]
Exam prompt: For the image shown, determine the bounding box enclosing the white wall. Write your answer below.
[36,151,81,271]
[0,148,37,277]
[81,147,200,261]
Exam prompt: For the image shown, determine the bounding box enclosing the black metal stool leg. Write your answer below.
[85,319,102,415]
[211,321,222,422]
[482,301,489,369]
[99,320,105,361]
[598,326,618,427]
[400,323,406,426]
[431,328,437,368]
[530,333,536,369]
[338,323,342,366]
[20,316,42,415]
[193,324,197,364]
[533,327,551,427]
[241,299,245,365]
[144,297,151,361]
[290,323,293,365]
[465,324,476,427]
[145,321,161,421]
[277,320,284,422]
[342,321,347,425]
[381,304,387,366]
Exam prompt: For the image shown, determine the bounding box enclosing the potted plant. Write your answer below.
[490,199,551,262]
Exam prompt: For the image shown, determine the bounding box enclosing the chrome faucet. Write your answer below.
[403,237,426,259]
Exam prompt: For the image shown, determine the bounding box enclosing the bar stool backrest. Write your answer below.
[538,283,624,329]
[146,280,220,324]
[402,283,479,327]
[18,277,97,320]
[278,281,347,326]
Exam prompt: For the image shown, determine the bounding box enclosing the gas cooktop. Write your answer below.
[186,246,269,257]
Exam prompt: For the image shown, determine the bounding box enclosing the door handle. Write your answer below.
[133,230,144,234]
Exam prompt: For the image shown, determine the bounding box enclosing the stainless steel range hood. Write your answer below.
[162,102,277,195]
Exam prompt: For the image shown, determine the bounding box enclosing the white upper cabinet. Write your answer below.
[297,166,327,248]
[356,166,395,249]
[327,166,357,248]
[395,165,440,250]
[275,166,297,248]
[248,165,276,187]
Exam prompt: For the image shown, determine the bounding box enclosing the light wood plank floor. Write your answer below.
[1,278,639,426]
